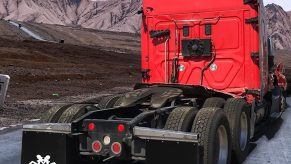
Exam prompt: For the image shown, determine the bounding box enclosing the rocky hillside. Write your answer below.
[266,4,291,50]
[0,0,142,33]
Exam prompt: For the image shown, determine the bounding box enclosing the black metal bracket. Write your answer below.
[146,7,154,12]
[246,89,260,95]
[245,17,258,24]
[150,30,170,38]
[141,69,151,79]
[244,0,257,4]
[205,24,212,36]
[183,26,190,37]
[137,7,144,15]
[251,52,259,60]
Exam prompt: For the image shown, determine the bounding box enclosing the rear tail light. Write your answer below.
[111,142,122,155]
[92,140,102,153]
[117,124,125,133]
[88,123,95,131]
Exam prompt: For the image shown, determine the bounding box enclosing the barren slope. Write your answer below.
[266,4,291,50]
[0,20,31,40]
[0,39,140,102]
[0,38,140,126]
[21,22,140,51]
[0,20,141,126]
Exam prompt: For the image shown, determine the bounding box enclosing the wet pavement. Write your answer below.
[1,98,291,164]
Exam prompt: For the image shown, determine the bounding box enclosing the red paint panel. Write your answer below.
[141,0,261,95]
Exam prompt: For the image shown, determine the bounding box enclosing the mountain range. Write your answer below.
[0,0,290,49]
[265,4,291,50]
[0,0,142,33]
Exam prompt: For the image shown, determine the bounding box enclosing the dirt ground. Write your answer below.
[0,21,30,41]
[0,38,140,127]
[21,22,140,52]
[0,20,142,127]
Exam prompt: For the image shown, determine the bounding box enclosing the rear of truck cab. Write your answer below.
[142,0,261,96]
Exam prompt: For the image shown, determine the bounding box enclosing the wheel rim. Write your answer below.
[281,97,286,111]
[239,111,248,150]
[216,125,228,164]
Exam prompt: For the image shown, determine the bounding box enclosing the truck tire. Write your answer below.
[164,106,198,132]
[281,96,287,112]
[113,96,124,107]
[58,104,98,123]
[280,89,287,112]
[80,96,104,104]
[224,98,250,163]
[98,95,123,109]
[203,97,225,108]
[191,107,231,164]
[41,104,73,123]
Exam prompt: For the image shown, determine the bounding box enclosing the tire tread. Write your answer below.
[41,104,72,123]
[224,98,250,163]
[203,97,225,108]
[164,106,198,132]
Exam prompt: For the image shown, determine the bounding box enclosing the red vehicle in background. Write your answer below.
[21,0,287,164]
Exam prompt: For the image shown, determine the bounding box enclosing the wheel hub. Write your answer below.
[216,125,228,164]
[239,111,248,150]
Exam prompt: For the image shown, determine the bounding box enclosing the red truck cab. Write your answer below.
[141,0,281,101]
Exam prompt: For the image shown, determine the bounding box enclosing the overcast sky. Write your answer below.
[264,0,291,11]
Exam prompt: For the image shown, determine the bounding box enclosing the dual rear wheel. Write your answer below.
[165,106,231,164]
[203,97,250,163]
[164,97,250,164]
[192,107,231,164]
[42,94,124,123]
[224,98,250,163]
[42,103,98,123]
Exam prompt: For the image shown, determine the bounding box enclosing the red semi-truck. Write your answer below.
[21,0,287,164]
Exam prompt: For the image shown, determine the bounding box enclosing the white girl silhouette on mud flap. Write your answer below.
[29,155,56,164]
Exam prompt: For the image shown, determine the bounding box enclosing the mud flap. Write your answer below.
[21,125,80,164]
[146,140,200,164]
[133,127,200,164]
[271,86,281,114]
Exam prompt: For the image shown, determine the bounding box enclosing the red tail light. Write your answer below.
[111,142,122,154]
[92,141,102,153]
[88,123,95,131]
[117,124,125,133]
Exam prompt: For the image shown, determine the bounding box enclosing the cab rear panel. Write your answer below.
[141,0,263,95]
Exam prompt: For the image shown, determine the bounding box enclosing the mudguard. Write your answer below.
[133,127,201,164]
[21,124,80,164]
[146,140,200,164]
